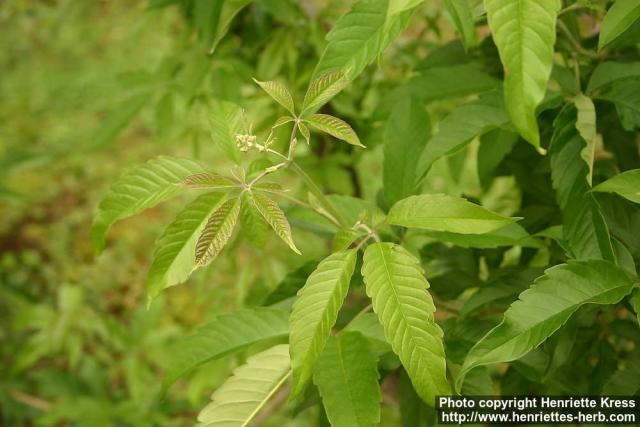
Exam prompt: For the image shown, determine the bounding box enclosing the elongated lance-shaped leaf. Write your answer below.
[415,92,509,184]
[312,0,419,82]
[457,260,636,391]
[586,62,640,95]
[388,194,519,234]
[209,99,244,163]
[598,0,640,51]
[304,114,364,147]
[298,121,311,145]
[197,344,291,427]
[362,243,450,404]
[574,94,597,185]
[444,0,476,49]
[485,0,560,150]
[289,249,357,398]
[302,70,349,114]
[146,192,226,302]
[194,197,240,267]
[253,79,295,114]
[181,172,238,190]
[251,192,301,254]
[550,104,615,261]
[240,192,269,247]
[593,169,640,204]
[92,156,207,253]
[313,332,381,427]
[384,96,430,207]
[163,308,289,392]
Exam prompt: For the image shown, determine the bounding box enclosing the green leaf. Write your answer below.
[182,172,238,190]
[298,122,311,145]
[194,197,240,267]
[477,129,518,189]
[251,192,301,254]
[415,92,508,183]
[574,94,597,185]
[312,0,419,81]
[598,0,640,51]
[444,0,476,49]
[383,97,430,207]
[304,114,363,147]
[196,344,291,427]
[209,99,244,163]
[163,308,289,391]
[313,332,381,427]
[302,70,350,114]
[586,62,640,94]
[253,79,295,114]
[421,223,541,249]
[273,115,295,128]
[485,0,560,150]
[388,194,519,234]
[289,250,358,397]
[457,260,635,391]
[593,169,640,204]
[550,104,615,261]
[146,192,226,302]
[209,0,253,53]
[362,243,450,404]
[154,92,174,142]
[379,64,500,120]
[240,192,269,247]
[262,260,319,306]
[91,92,152,149]
[595,79,640,131]
[344,313,390,353]
[92,156,207,253]
[631,290,640,326]
[602,354,640,395]
[332,228,365,251]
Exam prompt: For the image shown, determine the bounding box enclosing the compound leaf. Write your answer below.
[163,308,290,391]
[251,192,301,254]
[313,332,381,427]
[92,156,207,253]
[304,114,363,147]
[388,194,519,234]
[362,243,450,404]
[289,249,358,398]
[196,344,291,427]
[194,197,240,267]
[485,0,561,150]
[146,192,226,302]
[457,260,635,391]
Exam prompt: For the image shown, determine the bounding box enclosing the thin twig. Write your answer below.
[10,390,52,412]
[557,20,600,60]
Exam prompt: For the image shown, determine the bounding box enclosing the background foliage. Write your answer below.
[1,0,639,426]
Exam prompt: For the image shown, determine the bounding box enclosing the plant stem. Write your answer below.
[557,20,600,60]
